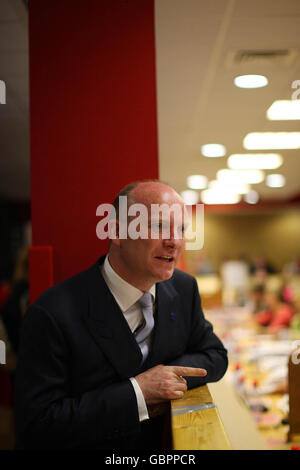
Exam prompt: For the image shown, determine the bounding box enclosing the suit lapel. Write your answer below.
[84,259,143,379]
[145,279,180,368]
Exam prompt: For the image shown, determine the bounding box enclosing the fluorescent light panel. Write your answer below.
[244,132,300,149]
[187,175,207,189]
[209,179,250,194]
[181,190,199,205]
[217,169,264,184]
[201,143,226,157]
[266,174,286,188]
[201,189,241,205]
[267,100,300,120]
[228,153,283,170]
[244,190,259,204]
[234,74,268,89]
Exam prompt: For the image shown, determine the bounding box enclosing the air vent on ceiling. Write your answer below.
[225,49,297,68]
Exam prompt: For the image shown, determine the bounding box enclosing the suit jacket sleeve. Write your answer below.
[14,304,140,449]
[167,276,228,389]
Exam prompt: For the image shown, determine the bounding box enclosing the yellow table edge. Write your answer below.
[171,384,232,450]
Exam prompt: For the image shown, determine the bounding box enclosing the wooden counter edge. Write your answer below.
[171,384,232,450]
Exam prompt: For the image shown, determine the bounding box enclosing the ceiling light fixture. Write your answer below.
[244,190,259,204]
[201,189,241,205]
[201,143,226,157]
[228,153,283,170]
[187,175,208,189]
[243,132,300,149]
[267,100,300,120]
[209,179,250,194]
[217,169,264,184]
[180,190,199,205]
[266,174,286,188]
[234,74,268,89]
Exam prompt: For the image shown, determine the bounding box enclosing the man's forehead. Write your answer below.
[131,182,183,206]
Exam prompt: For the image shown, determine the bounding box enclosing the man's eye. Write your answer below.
[151,223,162,230]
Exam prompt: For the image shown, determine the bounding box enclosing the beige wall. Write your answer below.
[186,209,300,273]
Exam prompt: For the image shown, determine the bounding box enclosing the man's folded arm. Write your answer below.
[14,305,141,449]
[167,277,228,389]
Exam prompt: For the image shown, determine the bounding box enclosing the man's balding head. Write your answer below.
[130,181,183,208]
[108,179,186,291]
[112,179,183,215]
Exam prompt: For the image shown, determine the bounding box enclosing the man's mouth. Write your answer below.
[155,255,175,263]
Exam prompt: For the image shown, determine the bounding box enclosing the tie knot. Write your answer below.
[138,292,153,310]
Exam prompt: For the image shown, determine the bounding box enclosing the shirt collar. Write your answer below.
[101,255,156,313]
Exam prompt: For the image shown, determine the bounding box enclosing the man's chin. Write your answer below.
[153,266,176,283]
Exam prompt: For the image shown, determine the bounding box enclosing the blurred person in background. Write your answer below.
[250,255,276,282]
[0,245,29,355]
[254,288,294,334]
[220,255,249,307]
[0,245,29,414]
[249,284,267,314]
[283,255,300,277]
[290,294,300,335]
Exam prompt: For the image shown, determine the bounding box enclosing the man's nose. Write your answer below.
[162,233,183,247]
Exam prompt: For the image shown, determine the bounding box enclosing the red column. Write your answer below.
[29,0,159,300]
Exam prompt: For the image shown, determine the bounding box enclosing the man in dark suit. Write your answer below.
[14,180,228,450]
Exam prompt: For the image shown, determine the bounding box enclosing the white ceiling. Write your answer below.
[155,0,300,201]
[1,0,300,202]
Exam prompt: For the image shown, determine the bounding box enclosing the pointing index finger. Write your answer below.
[172,366,207,377]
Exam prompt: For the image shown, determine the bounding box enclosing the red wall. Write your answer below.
[29,0,159,300]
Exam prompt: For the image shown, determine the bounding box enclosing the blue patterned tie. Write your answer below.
[135,292,154,362]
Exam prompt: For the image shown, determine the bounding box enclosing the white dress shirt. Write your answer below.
[101,255,156,422]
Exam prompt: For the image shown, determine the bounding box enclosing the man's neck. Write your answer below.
[107,253,154,292]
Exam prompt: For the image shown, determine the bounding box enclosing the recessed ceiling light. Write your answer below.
[243,132,300,149]
[209,179,250,194]
[180,190,199,205]
[234,74,268,89]
[244,190,259,204]
[217,169,264,184]
[201,189,241,205]
[266,174,286,188]
[201,143,226,157]
[187,175,208,189]
[267,100,300,120]
[228,153,283,170]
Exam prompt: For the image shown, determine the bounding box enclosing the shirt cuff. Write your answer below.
[129,377,149,422]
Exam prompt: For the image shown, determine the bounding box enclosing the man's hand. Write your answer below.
[135,364,207,405]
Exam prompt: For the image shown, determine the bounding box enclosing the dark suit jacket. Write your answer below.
[14,255,228,450]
